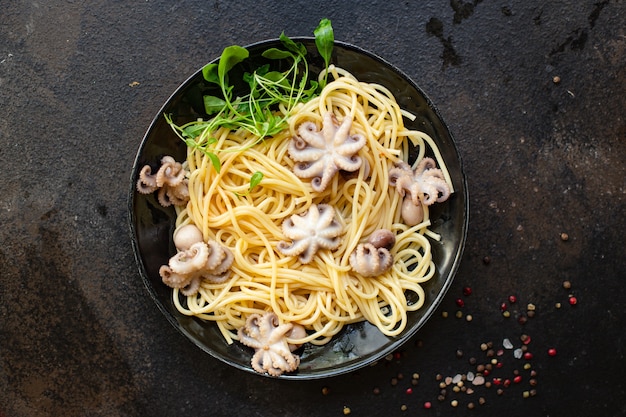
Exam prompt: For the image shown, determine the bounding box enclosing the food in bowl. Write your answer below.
[135,19,454,377]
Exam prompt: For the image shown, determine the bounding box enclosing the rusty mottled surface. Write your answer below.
[1,1,624,416]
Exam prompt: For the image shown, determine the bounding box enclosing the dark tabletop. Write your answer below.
[1,1,625,416]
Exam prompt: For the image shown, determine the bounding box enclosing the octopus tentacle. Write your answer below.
[238,312,301,377]
[287,112,367,192]
[349,243,394,277]
[277,204,343,264]
[156,156,185,187]
[136,165,159,193]
[169,242,209,274]
[159,240,234,295]
[137,155,190,207]
[388,157,451,225]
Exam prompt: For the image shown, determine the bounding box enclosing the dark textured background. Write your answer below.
[1,1,624,416]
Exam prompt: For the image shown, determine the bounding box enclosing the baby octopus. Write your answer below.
[288,112,366,192]
[388,158,451,226]
[136,155,189,207]
[277,204,343,264]
[238,312,302,376]
[350,229,396,277]
[159,225,234,296]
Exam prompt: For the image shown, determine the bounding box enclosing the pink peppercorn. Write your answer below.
[456,298,465,307]
[463,287,472,296]
[508,295,517,303]
[569,296,577,305]
[500,302,508,311]
[424,401,432,409]
[548,348,557,357]
[513,375,522,384]
[523,352,533,360]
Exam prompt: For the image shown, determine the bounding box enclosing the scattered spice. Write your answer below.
[463,287,473,296]
[466,314,473,322]
[569,296,578,305]
[322,386,330,395]
[553,75,561,84]
[548,348,557,357]
[451,399,459,407]
[400,404,407,411]
[343,406,351,415]
[560,232,569,241]
[482,256,491,265]
[456,298,465,307]
[563,280,571,289]
[423,401,432,409]
[508,295,517,303]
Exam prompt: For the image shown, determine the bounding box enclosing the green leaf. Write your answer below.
[183,123,210,138]
[264,71,289,85]
[314,18,334,86]
[206,152,221,173]
[202,63,220,84]
[279,32,307,56]
[203,95,227,114]
[314,18,334,66]
[262,48,294,60]
[218,45,249,86]
[249,171,264,189]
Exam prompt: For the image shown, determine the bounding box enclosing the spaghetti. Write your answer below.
[171,65,453,346]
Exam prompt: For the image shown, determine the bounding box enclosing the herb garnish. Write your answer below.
[166,19,334,181]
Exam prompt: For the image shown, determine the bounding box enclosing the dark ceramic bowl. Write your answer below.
[128,38,468,379]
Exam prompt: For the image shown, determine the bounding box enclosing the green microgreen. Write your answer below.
[314,18,334,88]
[165,18,335,186]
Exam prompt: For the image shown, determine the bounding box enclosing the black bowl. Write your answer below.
[128,38,468,379]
